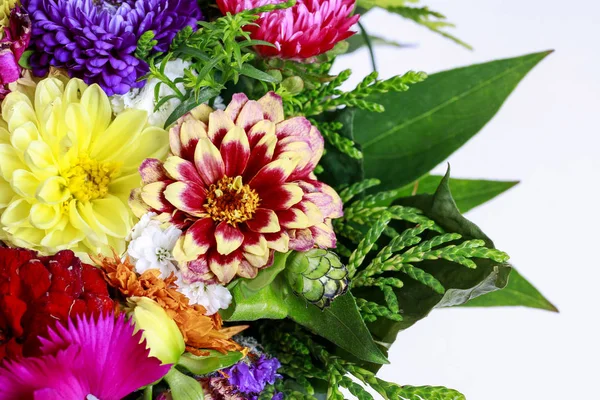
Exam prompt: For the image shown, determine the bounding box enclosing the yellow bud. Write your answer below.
[128,296,185,365]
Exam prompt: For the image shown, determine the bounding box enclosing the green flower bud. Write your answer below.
[281,76,304,95]
[285,249,349,309]
[128,296,185,365]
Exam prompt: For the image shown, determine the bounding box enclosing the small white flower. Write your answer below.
[111,59,192,127]
[126,213,182,279]
[177,278,232,315]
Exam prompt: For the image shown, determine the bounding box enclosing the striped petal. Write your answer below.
[237,260,259,279]
[242,249,270,268]
[311,221,337,249]
[209,251,241,284]
[257,92,284,123]
[242,231,269,256]
[264,231,289,253]
[189,104,213,124]
[277,208,311,229]
[247,119,276,147]
[296,201,324,225]
[235,100,263,132]
[243,132,277,181]
[141,181,173,213]
[163,156,202,184]
[164,181,207,217]
[225,93,249,122]
[139,159,168,185]
[214,222,244,255]
[245,208,280,233]
[257,183,303,210]
[220,127,250,177]
[175,218,214,260]
[249,158,296,190]
[208,110,235,147]
[194,137,225,186]
[288,228,315,252]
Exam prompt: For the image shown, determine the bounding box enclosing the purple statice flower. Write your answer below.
[22,0,202,95]
[225,355,283,398]
[0,313,171,400]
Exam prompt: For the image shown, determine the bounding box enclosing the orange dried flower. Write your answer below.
[92,252,245,355]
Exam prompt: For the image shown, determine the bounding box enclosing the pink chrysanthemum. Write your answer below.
[131,92,343,284]
[0,313,171,400]
[217,0,359,59]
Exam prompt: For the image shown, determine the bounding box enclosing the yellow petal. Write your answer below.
[41,214,85,250]
[34,77,65,122]
[30,203,62,230]
[80,83,111,139]
[110,126,169,174]
[65,103,92,152]
[1,198,32,226]
[10,121,40,153]
[0,144,27,181]
[61,78,87,104]
[90,195,131,238]
[0,178,13,208]
[108,173,141,203]
[36,176,69,204]
[90,109,147,161]
[24,140,59,176]
[10,169,40,198]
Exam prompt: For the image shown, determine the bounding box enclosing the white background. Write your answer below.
[334,0,600,399]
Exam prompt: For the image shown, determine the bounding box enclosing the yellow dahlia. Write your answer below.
[0,77,169,255]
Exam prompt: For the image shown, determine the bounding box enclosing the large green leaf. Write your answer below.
[221,277,388,365]
[462,268,558,312]
[382,175,519,212]
[353,51,552,190]
[364,169,511,347]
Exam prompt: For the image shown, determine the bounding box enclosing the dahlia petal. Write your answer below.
[179,117,209,160]
[214,222,244,255]
[0,179,12,208]
[111,126,169,174]
[10,121,41,153]
[10,169,41,199]
[257,183,303,210]
[243,249,270,268]
[180,218,215,259]
[29,203,61,230]
[224,93,249,122]
[90,108,147,161]
[194,137,225,186]
[288,228,314,252]
[277,208,311,229]
[209,251,241,284]
[296,200,323,225]
[305,180,343,218]
[0,143,27,180]
[242,231,268,256]
[35,176,69,204]
[237,259,259,279]
[80,83,112,138]
[245,208,280,233]
[40,216,86,249]
[109,173,142,204]
[257,92,285,123]
[90,195,131,238]
[243,132,277,181]
[163,156,202,184]
[310,221,336,248]
[189,104,213,124]
[235,100,263,132]
[220,126,250,177]
[139,158,168,185]
[247,119,276,147]
[1,198,32,226]
[249,158,296,190]
[164,181,207,217]
[24,140,58,176]
[141,181,172,212]
[207,110,235,146]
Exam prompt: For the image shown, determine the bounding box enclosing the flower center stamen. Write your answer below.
[64,156,121,202]
[155,247,171,263]
[204,176,260,226]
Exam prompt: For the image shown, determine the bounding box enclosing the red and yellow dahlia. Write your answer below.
[132,92,343,283]
[0,247,114,360]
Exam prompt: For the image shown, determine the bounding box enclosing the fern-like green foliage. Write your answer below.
[258,321,466,400]
[335,179,509,323]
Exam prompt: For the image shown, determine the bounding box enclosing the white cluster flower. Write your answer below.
[126,213,232,315]
[126,213,181,279]
[176,279,232,316]
[110,59,191,127]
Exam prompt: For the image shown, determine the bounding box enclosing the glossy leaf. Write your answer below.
[178,351,244,375]
[389,175,519,212]
[164,86,220,128]
[353,51,552,190]
[462,268,558,312]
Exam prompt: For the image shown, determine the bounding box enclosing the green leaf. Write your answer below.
[163,368,204,400]
[318,108,364,188]
[178,351,244,375]
[462,268,558,312]
[18,50,34,69]
[286,291,389,365]
[364,168,511,348]
[390,175,519,212]
[240,63,281,83]
[393,385,466,400]
[353,51,552,190]
[221,277,388,365]
[164,86,220,128]
[233,252,290,294]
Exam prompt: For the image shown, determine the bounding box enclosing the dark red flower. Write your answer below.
[0,248,114,360]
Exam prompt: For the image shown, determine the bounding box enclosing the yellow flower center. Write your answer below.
[63,156,121,202]
[204,176,260,226]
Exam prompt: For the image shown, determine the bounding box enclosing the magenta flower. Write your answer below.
[217,0,359,60]
[0,7,31,99]
[0,314,171,400]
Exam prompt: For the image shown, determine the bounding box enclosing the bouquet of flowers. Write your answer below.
[0,0,555,398]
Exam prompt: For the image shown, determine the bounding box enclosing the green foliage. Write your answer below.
[147,0,298,127]
[177,351,244,375]
[259,321,465,400]
[462,268,558,312]
[353,51,552,190]
[135,30,158,60]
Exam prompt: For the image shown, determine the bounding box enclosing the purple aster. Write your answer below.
[22,0,202,95]
[0,313,170,400]
[225,355,283,398]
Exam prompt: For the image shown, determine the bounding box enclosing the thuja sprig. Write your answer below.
[335,179,509,323]
[311,119,363,160]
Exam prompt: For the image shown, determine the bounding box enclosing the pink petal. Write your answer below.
[257,183,303,210]
[264,231,289,253]
[257,92,285,123]
[220,127,250,177]
[164,181,207,217]
[289,228,315,252]
[249,158,296,190]
[209,251,242,284]
[194,137,225,186]
[180,218,215,258]
[245,208,280,233]
[0,47,19,85]
[141,181,174,213]
[207,110,236,147]
[247,119,276,148]
[235,100,264,132]
[277,207,311,229]
[243,132,277,182]
[139,159,168,185]
[310,221,337,249]
[225,93,249,122]
[214,222,244,255]
[237,259,259,279]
